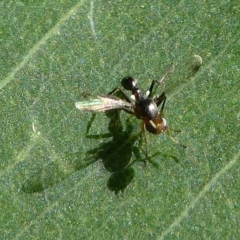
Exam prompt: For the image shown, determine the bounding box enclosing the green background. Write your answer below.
[1,0,240,239]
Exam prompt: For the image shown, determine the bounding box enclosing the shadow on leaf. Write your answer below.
[21,110,142,193]
[22,110,179,194]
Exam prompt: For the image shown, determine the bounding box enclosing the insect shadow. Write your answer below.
[21,150,96,193]
[80,110,146,194]
[84,110,179,194]
[21,111,150,194]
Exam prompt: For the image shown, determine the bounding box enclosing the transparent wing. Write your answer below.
[153,55,202,95]
[75,95,133,112]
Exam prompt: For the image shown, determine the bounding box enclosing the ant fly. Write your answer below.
[75,63,185,156]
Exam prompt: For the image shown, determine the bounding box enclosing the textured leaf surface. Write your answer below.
[1,0,240,239]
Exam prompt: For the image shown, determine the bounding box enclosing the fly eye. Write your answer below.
[145,118,168,134]
[121,76,138,91]
[145,120,157,134]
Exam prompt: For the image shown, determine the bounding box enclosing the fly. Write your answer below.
[75,64,173,139]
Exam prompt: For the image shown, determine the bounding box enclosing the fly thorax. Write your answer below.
[135,98,158,119]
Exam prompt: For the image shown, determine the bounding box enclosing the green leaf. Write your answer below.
[1,0,240,239]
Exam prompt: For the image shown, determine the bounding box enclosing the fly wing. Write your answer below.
[159,55,202,94]
[75,95,133,112]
